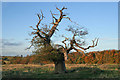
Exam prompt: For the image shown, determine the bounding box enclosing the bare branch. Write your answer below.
[63,17,72,22]
[56,7,60,11]
[66,46,73,54]
[50,10,58,23]
[31,31,37,35]
[95,38,99,46]
[26,36,38,49]
[37,14,41,20]
[48,7,68,38]
[29,11,45,39]
[36,10,44,29]
[40,10,45,19]
[35,11,45,38]
[52,13,59,15]
[61,35,74,54]
[62,37,69,49]
[36,14,42,29]
[36,30,44,38]
[40,30,48,37]
[72,47,86,56]
[75,38,99,50]
[29,26,37,30]
[61,7,67,11]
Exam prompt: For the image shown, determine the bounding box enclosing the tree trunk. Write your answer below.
[54,60,66,74]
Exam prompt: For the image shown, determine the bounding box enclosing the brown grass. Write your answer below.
[2,64,120,79]
[2,64,120,71]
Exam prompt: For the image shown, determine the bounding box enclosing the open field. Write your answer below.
[1,64,120,79]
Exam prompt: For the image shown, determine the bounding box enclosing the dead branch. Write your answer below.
[75,38,99,50]
[62,37,69,49]
[61,7,67,10]
[72,47,86,56]
[35,11,45,38]
[50,10,58,23]
[26,36,38,49]
[29,26,37,30]
[48,7,68,38]
[63,17,72,22]
[56,7,60,11]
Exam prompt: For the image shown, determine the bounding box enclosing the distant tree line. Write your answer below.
[66,49,120,64]
[2,49,120,64]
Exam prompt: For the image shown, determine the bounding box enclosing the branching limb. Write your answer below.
[35,11,45,38]
[36,14,42,28]
[56,7,60,11]
[75,38,99,50]
[29,11,45,39]
[62,37,69,49]
[50,10,58,23]
[26,36,38,49]
[48,7,68,38]
[63,17,72,22]
[29,26,37,30]
[30,31,37,35]
[65,34,76,53]
[61,7,67,10]
[39,30,48,37]
[61,35,74,54]
[72,47,86,56]
[36,12,44,29]
[30,26,47,37]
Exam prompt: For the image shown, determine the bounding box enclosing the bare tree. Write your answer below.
[60,26,98,60]
[28,7,98,74]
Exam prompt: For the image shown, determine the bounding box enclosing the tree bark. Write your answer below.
[54,60,66,74]
[52,52,66,74]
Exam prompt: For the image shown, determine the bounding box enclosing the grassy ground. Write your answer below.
[1,64,120,80]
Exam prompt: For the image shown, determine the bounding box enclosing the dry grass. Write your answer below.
[2,64,120,79]
[2,64,55,71]
[2,64,120,71]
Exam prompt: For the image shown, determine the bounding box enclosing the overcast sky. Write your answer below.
[2,2,118,56]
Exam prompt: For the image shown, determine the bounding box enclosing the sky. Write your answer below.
[2,2,118,56]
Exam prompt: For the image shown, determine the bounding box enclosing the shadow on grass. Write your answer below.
[2,66,120,80]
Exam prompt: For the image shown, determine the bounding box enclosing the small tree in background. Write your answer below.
[27,7,98,73]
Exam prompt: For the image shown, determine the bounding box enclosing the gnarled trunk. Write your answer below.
[54,60,66,74]
[53,52,67,74]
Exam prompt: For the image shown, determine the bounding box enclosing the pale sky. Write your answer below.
[2,2,118,56]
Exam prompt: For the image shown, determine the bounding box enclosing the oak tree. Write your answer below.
[28,7,98,73]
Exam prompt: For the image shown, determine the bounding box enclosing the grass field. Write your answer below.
[1,64,120,79]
